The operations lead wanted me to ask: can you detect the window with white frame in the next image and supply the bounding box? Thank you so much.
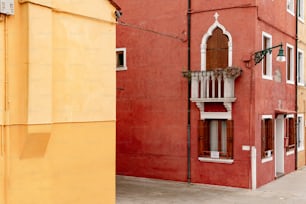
[116,48,127,71]
[285,115,296,152]
[298,0,305,21]
[297,114,305,151]
[261,115,274,159]
[297,49,304,85]
[262,32,272,79]
[286,44,295,84]
[287,0,295,15]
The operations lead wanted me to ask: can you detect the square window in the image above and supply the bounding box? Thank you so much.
[116,48,127,71]
[198,119,233,159]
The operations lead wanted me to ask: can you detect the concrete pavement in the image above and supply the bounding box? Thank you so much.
[116,167,306,204]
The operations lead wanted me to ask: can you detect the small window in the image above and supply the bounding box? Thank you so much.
[298,0,305,21]
[287,0,295,15]
[261,116,274,159]
[198,119,233,159]
[116,48,127,71]
[262,32,272,79]
[286,44,295,84]
[297,49,304,86]
[285,116,296,151]
[297,114,304,151]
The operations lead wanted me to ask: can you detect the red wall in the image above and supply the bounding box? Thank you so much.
[116,0,296,188]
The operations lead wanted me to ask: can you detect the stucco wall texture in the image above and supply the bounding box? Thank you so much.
[0,1,117,204]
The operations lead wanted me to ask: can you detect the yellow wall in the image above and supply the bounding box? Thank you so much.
[0,1,117,203]
[298,12,306,168]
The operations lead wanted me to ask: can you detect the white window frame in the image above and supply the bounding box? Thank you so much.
[262,32,273,80]
[297,49,304,86]
[286,44,295,84]
[298,0,305,22]
[287,0,295,16]
[297,114,305,151]
[116,48,127,71]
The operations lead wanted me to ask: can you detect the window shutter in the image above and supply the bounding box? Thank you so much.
[261,119,265,158]
[198,120,205,156]
[226,120,234,159]
[271,119,274,152]
[203,120,210,155]
[267,119,274,151]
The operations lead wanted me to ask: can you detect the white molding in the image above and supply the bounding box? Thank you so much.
[261,156,273,163]
[298,48,304,85]
[287,0,295,16]
[200,12,232,71]
[262,115,273,119]
[198,157,234,164]
[286,150,295,156]
[116,47,127,71]
[285,114,294,118]
[201,111,232,120]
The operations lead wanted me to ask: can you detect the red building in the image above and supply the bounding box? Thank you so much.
[116,0,297,189]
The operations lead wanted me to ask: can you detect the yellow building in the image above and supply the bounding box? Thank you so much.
[0,0,118,203]
[298,0,306,168]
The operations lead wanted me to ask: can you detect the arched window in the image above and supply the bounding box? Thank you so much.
[206,28,229,71]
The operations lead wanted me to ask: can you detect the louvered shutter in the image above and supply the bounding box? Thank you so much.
[226,120,234,159]
[198,120,205,156]
[261,119,266,158]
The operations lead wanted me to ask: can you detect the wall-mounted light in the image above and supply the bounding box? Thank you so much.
[254,43,286,65]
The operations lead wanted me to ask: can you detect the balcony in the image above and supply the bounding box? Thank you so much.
[187,67,242,119]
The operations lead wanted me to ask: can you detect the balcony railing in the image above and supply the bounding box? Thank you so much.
[189,67,242,103]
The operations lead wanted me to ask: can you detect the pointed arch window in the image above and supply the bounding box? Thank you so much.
[206,28,229,71]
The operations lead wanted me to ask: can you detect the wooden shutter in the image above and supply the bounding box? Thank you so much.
[261,119,266,158]
[206,28,228,70]
[226,120,234,159]
[203,120,210,155]
[267,119,274,151]
[198,120,205,156]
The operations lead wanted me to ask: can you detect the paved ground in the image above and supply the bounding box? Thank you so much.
[116,167,306,204]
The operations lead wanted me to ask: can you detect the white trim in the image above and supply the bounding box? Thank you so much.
[116,48,127,71]
[287,0,295,16]
[200,12,232,71]
[285,114,294,119]
[286,43,295,84]
[198,157,234,164]
[261,156,273,163]
[286,150,295,156]
[262,114,273,119]
[262,32,272,79]
[297,114,305,151]
[297,49,304,86]
[251,146,257,190]
[201,111,232,120]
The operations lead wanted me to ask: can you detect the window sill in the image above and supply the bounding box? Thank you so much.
[286,150,295,156]
[286,80,295,85]
[299,17,305,23]
[262,75,273,80]
[298,147,305,152]
[116,66,128,71]
[287,10,295,16]
[198,157,234,164]
[261,156,273,163]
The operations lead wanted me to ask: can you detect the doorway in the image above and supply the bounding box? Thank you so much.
[275,115,284,177]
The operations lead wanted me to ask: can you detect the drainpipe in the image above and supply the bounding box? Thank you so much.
[187,0,192,183]
[295,0,298,170]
